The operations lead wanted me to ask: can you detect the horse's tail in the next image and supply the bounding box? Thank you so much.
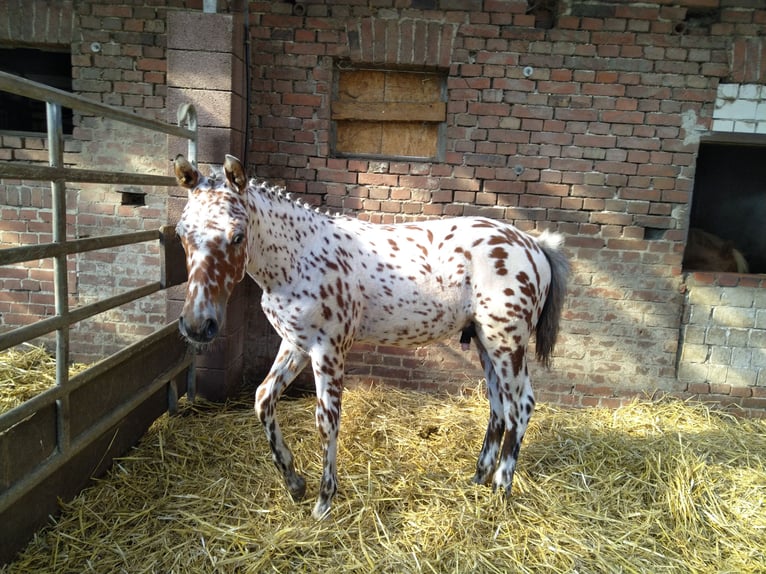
[533,231,570,369]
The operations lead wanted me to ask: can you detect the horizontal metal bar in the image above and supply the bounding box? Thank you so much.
[0,282,162,353]
[0,350,193,516]
[0,322,184,435]
[69,282,162,324]
[0,316,67,353]
[0,229,160,266]
[0,71,195,140]
[0,161,176,187]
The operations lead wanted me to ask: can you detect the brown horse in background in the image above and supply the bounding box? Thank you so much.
[683,228,749,273]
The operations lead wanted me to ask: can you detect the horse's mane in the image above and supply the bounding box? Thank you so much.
[247,177,340,219]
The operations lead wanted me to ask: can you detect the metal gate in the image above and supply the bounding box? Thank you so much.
[0,70,196,563]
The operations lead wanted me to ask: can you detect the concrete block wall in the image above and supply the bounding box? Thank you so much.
[713,83,766,133]
[678,272,766,416]
[243,0,766,412]
[166,8,250,400]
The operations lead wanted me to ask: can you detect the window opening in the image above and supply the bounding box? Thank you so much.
[683,140,766,274]
[0,47,73,135]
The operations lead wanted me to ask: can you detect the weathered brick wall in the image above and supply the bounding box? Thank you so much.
[2,1,764,413]
[0,1,76,342]
[65,2,176,361]
[0,1,244,364]
[243,0,766,412]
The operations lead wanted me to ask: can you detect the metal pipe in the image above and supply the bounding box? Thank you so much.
[0,357,193,516]
[0,71,195,140]
[47,101,71,453]
[0,229,160,266]
[0,282,163,352]
[0,161,176,186]
[0,322,186,434]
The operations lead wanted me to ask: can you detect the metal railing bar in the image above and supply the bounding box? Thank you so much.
[0,355,193,515]
[48,101,71,453]
[0,322,186,432]
[0,316,66,354]
[0,71,195,140]
[0,282,162,353]
[68,282,162,324]
[0,70,200,527]
[0,161,176,187]
[0,229,161,266]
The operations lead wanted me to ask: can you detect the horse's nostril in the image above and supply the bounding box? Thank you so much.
[202,318,219,341]
[178,316,218,343]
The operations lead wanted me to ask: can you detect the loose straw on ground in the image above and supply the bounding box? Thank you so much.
[2,379,765,573]
[0,345,87,414]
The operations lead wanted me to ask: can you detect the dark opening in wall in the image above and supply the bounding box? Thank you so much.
[527,0,557,29]
[0,47,73,135]
[683,139,766,274]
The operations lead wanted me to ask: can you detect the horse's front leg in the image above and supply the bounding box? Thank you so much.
[255,340,310,502]
[309,349,345,520]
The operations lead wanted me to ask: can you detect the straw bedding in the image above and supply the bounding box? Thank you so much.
[3,375,765,574]
[0,345,87,414]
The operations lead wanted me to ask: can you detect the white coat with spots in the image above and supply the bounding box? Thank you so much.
[174,155,569,519]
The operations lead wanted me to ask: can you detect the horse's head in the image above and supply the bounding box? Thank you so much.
[174,154,249,345]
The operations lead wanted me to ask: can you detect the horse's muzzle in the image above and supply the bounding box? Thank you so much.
[178,315,219,344]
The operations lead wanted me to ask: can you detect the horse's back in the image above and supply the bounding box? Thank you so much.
[338,217,552,347]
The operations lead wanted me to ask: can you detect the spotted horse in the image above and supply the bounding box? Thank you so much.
[173,154,569,519]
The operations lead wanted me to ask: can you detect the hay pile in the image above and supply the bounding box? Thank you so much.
[0,345,88,414]
[3,384,765,573]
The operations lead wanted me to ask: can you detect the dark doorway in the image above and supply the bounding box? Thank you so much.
[685,140,766,274]
[0,47,73,135]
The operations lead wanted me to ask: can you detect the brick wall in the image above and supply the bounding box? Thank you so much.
[0,1,244,365]
[2,0,765,414]
[243,0,766,413]
[0,1,76,344]
[65,2,175,361]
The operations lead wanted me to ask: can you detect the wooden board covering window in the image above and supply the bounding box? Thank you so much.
[333,69,445,159]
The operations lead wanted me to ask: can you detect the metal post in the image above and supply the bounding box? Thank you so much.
[47,101,71,453]
[176,103,198,165]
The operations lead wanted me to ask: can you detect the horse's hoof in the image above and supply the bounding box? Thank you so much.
[312,499,331,520]
[287,475,306,502]
[471,471,491,486]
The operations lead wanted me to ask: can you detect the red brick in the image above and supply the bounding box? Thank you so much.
[601,110,645,124]
[582,83,626,97]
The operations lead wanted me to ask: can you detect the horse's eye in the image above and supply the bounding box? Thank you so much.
[232,233,245,246]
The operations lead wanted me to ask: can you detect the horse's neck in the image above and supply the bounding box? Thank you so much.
[246,184,331,289]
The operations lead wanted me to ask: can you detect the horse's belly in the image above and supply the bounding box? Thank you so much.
[355,287,468,347]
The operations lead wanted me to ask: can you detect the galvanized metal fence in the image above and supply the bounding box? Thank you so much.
[0,70,197,562]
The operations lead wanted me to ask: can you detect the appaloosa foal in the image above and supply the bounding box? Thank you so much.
[174,155,569,519]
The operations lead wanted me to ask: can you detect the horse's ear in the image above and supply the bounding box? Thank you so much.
[173,154,199,189]
[223,154,247,193]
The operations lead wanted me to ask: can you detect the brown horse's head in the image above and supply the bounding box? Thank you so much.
[173,155,250,344]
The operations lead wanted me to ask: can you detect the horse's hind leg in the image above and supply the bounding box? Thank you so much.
[472,338,505,485]
[494,355,535,494]
[473,328,536,495]
[255,340,310,502]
